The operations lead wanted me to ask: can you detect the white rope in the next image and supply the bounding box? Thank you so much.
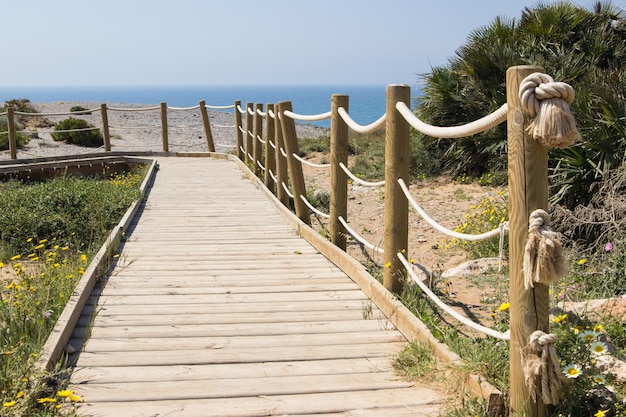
[167,104,200,111]
[214,124,236,128]
[16,108,100,117]
[339,162,385,187]
[268,169,277,183]
[396,102,508,138]
[283,109,332,121]
[268,109,276,119]
[109,124,161,130]
[42,126,100,134]
[257,160,266,171]
[398,179,507,241]
[169,123,204,129]
[214,142,233,148]
[238,126,245,134]
[205,104,234,110]
[280,147,288,158]
[247,153,254,161]
[293,153,331,168]
[268,140,276,149]
[108,105,161,112]
[338,216,384,254]
[281,182,294,199]
[247,107,255,116]
[338,107,386,133]
[256,108,266,117]
[300,195,330,219]
[257,135,266,144]
[236,104,246,114]
[239,145,246,155]
[399,254,510,340]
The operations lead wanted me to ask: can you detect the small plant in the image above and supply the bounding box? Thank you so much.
[51,117,103,147]
[69,105,91,114]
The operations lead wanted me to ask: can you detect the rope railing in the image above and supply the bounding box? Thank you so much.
[108,105,161,112]
[338,216,384,254]
[283,109,331,121]
[339,162,385,187]
[398,178,508,242]
[281,182,294,199]
[292,153,331,168]
[300,195,330,219]
[338,107,386,133]
[397,254,511,340]
[167,104,201,111]
[396,102,508,138]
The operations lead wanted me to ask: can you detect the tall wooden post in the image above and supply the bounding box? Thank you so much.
[245,102,254,164]
[507,65,548,417]
[253,103,263,176]
[160,102,169,152]
[264,103,276,191]
[275,110,289,207]
[330,94,349,251]
[235,100,244,160]
[278,101,310,226]
[100,103,111,152]
[383,85,410,294]
[7,107,17,160]
[199,100,215,152]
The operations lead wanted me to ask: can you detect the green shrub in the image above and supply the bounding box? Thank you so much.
[0,116,31,150]
[51,117,103,147]
[69,105,91,114]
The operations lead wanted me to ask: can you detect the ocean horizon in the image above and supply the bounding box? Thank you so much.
[0,85,420,128]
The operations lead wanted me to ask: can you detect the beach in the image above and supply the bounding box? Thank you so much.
[1,102,328,161]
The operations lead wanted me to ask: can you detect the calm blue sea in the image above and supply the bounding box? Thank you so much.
[0,85,419,128]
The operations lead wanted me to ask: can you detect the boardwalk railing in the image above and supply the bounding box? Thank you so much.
[232,65,578,417]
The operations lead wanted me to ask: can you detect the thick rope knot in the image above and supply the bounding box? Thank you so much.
[522,330,568,405]
[523,209,566,290]
[519,72,580,148]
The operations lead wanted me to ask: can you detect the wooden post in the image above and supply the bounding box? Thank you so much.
[100,103,111,152]
[160,102,169,152]
[275,109,289,207]
[278,101,310,226]
[7,106,17,160]
[199,100,215,152]
[507,65,548,417]
[253,103,263,176]
[264,103,276,191]
[383,84,410,294]
[330,94,349,251]
[234,100,244,160]
[245,102,254,164]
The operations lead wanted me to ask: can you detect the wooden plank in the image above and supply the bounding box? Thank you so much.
[70,357,393,384]
[72,331,404,353]
[73,388,441,417]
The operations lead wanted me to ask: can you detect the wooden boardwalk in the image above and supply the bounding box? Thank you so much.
[68,157,443,417]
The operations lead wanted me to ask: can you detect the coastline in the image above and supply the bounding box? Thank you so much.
[1,101,329,161]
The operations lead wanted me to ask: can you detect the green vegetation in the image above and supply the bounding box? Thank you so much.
[51,117,103,147]
[416,1,626,210]
[0,170,144,416]
[0,99,36,150]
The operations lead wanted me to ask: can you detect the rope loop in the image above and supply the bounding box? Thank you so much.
[519,72,580,148]
[523,209,566,290]
[522,330,568,405]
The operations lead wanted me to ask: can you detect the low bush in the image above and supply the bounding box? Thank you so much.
[51,117,103,147]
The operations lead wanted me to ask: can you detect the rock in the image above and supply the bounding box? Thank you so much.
[441,257,501,279]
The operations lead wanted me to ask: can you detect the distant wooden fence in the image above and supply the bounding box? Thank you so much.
[1,101,235,159]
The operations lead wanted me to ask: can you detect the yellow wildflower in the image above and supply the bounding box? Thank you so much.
[552,314,568,324]
[37,397,57,404]
[56,389,73,398]
[3,401,16,407]
[498,302,510,311]
[577,259,587,265]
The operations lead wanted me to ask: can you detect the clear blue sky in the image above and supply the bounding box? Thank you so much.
[2,0,621,87]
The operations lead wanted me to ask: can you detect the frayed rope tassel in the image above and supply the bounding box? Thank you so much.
[519,72,580,148]
[523,209,566,290]
[522,330,569,405]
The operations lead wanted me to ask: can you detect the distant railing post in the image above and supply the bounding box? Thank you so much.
[100,103,111,152]
[160,102,169,152]
[278,101,310,226]
[7,106,17,159]
[275,110,289,207]
[330,94,349,251]
[245,102,254,164]
[253,103,263,176]
[507,65,549,417]
[199,100,215,152]
[234,100,244,160]
[383,84,410,294]
[264,103,276,191]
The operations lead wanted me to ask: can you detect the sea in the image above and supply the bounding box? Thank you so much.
[0,85,420,128]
